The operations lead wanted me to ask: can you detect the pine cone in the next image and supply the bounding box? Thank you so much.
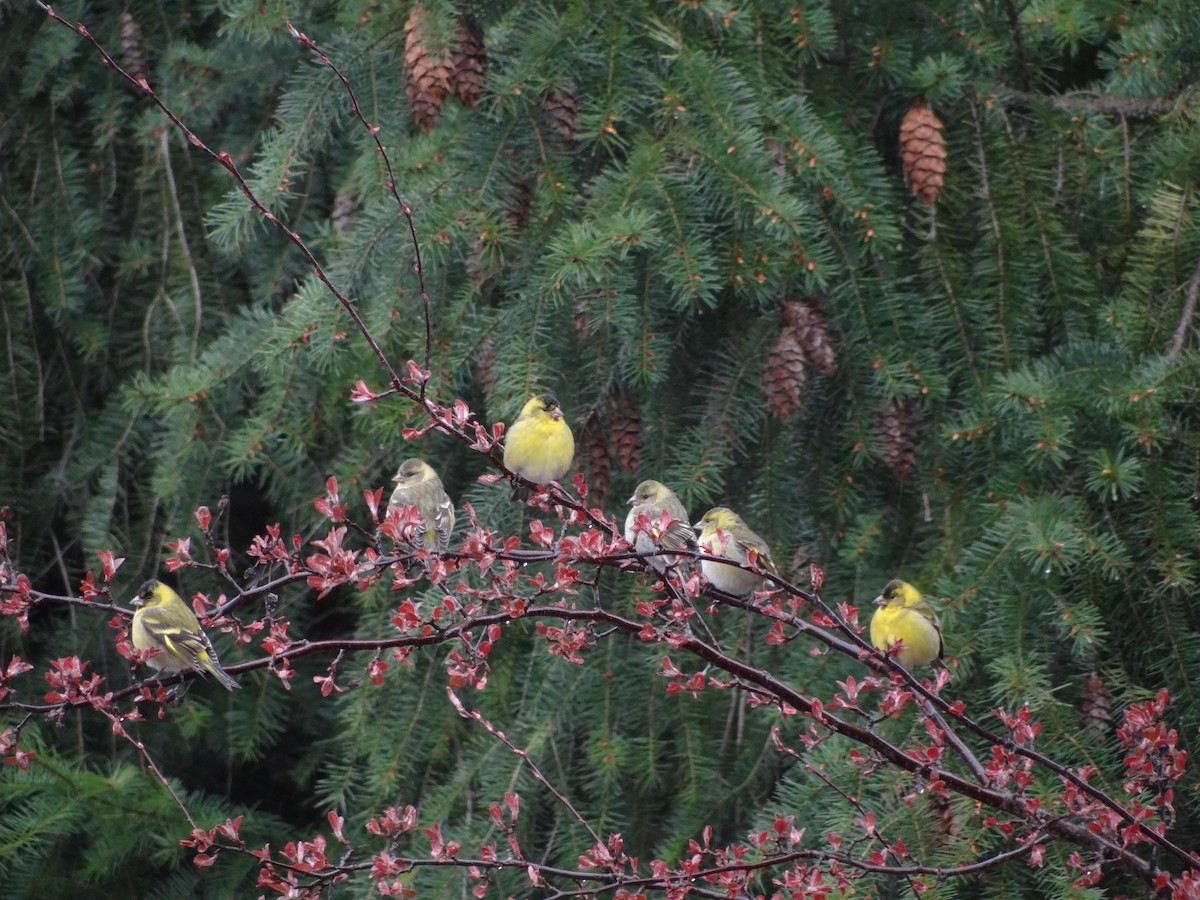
[899,99,946,206]
[475,337,497,396]
[542,86,579,148]
[606,391,642,473]
[330,185,356,234]
[584,427,611,504]
[765,137,789,179]
[877,399,922,479]
[1079,671,1112,738]
[782,298,837,376]
[464,237,486,287]
[928,794,963,846]
[505,175,534,232]
[788,543,818,583]
[403,5,454,132]
[451,19,486,109]
[765,328,807,422]
[573,293,590,337]
[119,13,147,83]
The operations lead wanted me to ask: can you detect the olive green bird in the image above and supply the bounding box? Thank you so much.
[503,394,575,501]
[130,579,239,690]
[387,458,455,553]
[625,480,696,574]
[869,579,944,668]
[693,507,777,596]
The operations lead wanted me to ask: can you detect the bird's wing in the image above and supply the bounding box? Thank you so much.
[915,601,945,660]
[660,520,697,553]
[434,495,455,551]
[633,506,695,552]
[913,599,940,627]
[737,538,777,574]
[659,499,695,552]
[138,608,214,669]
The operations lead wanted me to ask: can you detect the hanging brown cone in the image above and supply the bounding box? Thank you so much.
[542,86,579,148]
[330,185,356,234]
[764,137,789,179]
[899,99,946,206]
[607,391,643,473]
[928,794,964,846]
[876,398,922,479]
[451,19,487,109]
[584,427,611,504]
[573,294,590,337]
[1079,671,1112,738]
[505,175,534,232]
[788,543,818,583]
[403,5,454,132]
[782,298,837,376]
[765,328,807,422]
[475,337,497,397]
[464,239,486,287]
[119,13,147,83]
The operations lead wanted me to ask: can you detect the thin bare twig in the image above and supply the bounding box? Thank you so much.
[448,688,606,849]
[34,3,404,394]
[1002,88,1192,121]
[1166,256,1200,358]
[284,22,434,390]
[159,128,203,363]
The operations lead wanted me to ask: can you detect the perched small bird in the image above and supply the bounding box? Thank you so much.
[503,394,575,500]
[130,579,239,690]
[625,480,696,573]
[869,579,943,668]
[693,507,776,596]
[387,458,455,553]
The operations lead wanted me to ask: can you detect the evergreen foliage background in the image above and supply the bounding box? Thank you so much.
[2,0,1200,896]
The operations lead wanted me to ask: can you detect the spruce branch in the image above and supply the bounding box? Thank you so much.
[34,2,404,395]
[284,21,434,392]
[158,127,203,364]
[35,3,617,526]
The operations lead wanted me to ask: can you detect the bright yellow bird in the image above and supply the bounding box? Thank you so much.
[693,507,776,596]
[625,480,696,573]
[130,579,240,690]
[503,394,575,500]
[869,579,943,668]
[387,458,455,552]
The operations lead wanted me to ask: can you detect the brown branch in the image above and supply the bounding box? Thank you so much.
[448,688,604,849]
[239,838,1044,900]
[5,536,1188,877]
[1166,255,1200,358]
[1001,87,1194,121]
